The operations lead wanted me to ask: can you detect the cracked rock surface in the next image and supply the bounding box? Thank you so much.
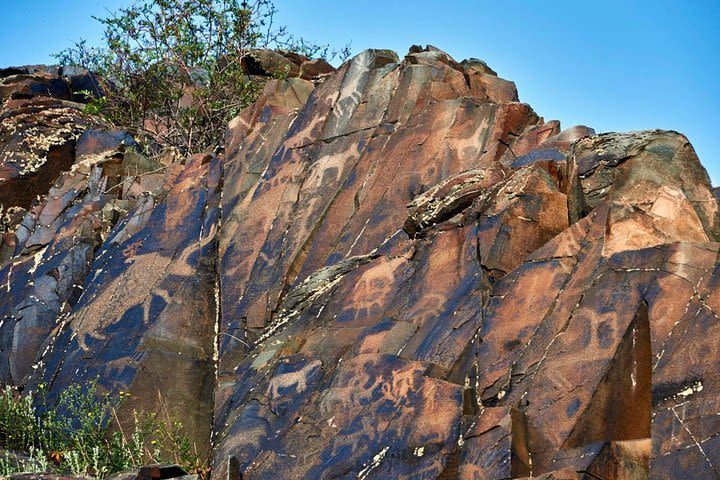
[1,46,719,479]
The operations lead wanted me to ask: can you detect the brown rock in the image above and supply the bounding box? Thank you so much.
[574,130,719,241]
[239,48,337,81]
[299,58,335,80]
[457,406,531,479]
[2,47,719,480]
[0,97,91,211]
[546,440,650,479]
[0,72,71,102]
[25,154,222,456]
[217,47,546,376]
[136,464,191,480]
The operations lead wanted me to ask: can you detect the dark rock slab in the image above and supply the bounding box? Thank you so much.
[457,406,531,479]
[211,48,586,480]
[26,155,222,456]
[217,47,549,381]
[0,98,90,211]
[574,130,719,242]
[212,352,462,479]
[136,464,191,480]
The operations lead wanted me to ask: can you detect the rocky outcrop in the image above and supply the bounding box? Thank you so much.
[0,66,220,447]
[239,49,335,82]
[1,46,719,479]
[0,59,325,461]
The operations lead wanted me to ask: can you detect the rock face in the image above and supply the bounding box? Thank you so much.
[2,46,720,479]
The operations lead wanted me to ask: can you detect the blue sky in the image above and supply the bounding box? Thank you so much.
[2,1,719,183]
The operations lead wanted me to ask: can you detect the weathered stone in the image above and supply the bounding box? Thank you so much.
[136,464,191,480]
[0,121,183,386]
[0,87,140,385]
[461,220,719,476]
[0,72,71,102]
[0,97,91,211]
[510,125,595,169]
[299,58,335,80]
[61,66,104,102]
[206,47,720,479]
[0,65,102,103]
[548,439,650,479]
[403,165,507,237]
[574,131,719,240]
[212,352,462,479]
[217,47,547,378]
[457,406,531,479]
[75,127,137,158]
[2,46,719,480]
[26,154,222,456]
[515,471,581,480]
[240,49,336,81]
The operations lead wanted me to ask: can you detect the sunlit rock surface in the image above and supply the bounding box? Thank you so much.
[1,46,719,479]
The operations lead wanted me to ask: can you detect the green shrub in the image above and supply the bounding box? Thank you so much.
[0,386,37,452]
[0,384,205,479]
[55,0,350,155]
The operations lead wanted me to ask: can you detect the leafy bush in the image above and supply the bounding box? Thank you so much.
[0,386,37,452]
[55,0,350,155]
[0,384,206,479]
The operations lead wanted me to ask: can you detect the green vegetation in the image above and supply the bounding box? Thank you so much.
[0,384,205,479]
[55,0,350,155]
